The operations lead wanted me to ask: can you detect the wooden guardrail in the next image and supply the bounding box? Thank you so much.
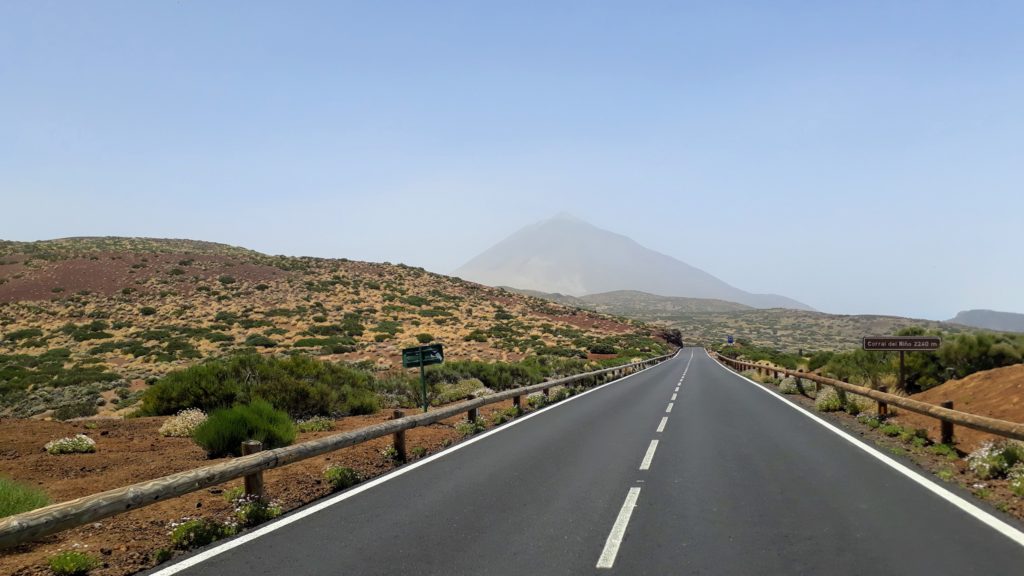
[0,353,675,549]
[712,352,1024,444]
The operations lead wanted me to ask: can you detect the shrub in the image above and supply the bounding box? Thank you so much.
[527,394,547,409]
[324,466,361,492]
[410,446,427,458]
[244,334,277,348]
[491,406,520,425]
[218,275,236,285]
[139,353,378,418]
[296,416,334,432]
[879,423,903,437]
[192,400,296,458]
[159,409,208,438]
[415,333,434,344]
[781,377,800,393]
[47,551,99,576]
[0,476,50,518]
[455,418,486,437]
[44,434,96,455]
[1008,463,1024,497]
[930,443,959,460]
[843,394,872,416]
[232,494,281,527]
[170,518,235,550]
[814,387,843,412]
[966,440,1024,480]
[140,306,157,316]
[53,402,98,421]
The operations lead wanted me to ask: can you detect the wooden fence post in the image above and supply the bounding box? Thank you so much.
[877,388,889,417]
[392,410,407,462]
[241,440,265,501]
[543,387,550,398]
[941,401,955,444]
[513,395,522,411]
[467,407,477,422]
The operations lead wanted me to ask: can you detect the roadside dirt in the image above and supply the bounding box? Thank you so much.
[894,364,1024,452]
[0,399,524,576]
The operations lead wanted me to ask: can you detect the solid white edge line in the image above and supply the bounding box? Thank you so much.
[665,403,673,413]
[151,358,675,575]
[657,417,668,433]
[639,439,659,471]
[596,487,642,569]
[705,350,1024,549]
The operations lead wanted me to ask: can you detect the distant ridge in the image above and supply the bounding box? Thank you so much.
[455,215,813,311]
[949,309,1024,333]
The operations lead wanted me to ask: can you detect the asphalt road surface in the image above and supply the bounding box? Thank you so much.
[152,348,1024,576]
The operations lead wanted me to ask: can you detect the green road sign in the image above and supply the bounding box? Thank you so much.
[402,344,444,368]
[402,344,444,412]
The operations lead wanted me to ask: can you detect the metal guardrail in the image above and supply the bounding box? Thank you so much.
[0,352,675,549]
[713,352,1024,444]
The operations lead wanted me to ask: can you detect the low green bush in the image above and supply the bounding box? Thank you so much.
[192,400,296,458]
[139,353,379,418]
[47,551,99,576]
[778,377,800,394]
[491,406,520,425]
[930,443,959,460]
[814,387,843,412]
[0,476,50,518]
[44,434,96,455]
[52,402,98,421]
[324,466,361,492]
[296,416,334,432]
[879,423,903,438]
[455,418,486,437]
[966,440,1024,480]
[232,494,281,527]
[170,518,235,550]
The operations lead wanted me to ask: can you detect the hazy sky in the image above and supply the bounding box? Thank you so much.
[3,2,1022,320]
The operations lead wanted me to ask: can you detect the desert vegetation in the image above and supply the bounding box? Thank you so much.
[0,237,669,419]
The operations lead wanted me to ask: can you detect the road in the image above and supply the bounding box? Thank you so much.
[152,348,1024,575]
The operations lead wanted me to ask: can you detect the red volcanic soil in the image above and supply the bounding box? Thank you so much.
[0,400,524,576]
[894,364,1024,452]
[0,254,287,303]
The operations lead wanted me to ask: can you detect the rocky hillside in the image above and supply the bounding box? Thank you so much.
[0,238,669,418]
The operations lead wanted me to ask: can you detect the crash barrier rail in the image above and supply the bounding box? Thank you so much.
[0,352,675,549]
[712,352,1024,446]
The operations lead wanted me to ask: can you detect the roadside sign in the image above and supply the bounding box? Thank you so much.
[727,335,734,344]
[402,344,444,368]
[862,337,941,351]
[402,343,445,413]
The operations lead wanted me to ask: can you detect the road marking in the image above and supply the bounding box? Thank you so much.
[665,402,674,413]
[639,439,659,470]
[596,487,642,569]
[149,361,667,575]
[670,393,677,401]
[706,350,1024,550]
[674,387,679,393]
[657,417,668,433]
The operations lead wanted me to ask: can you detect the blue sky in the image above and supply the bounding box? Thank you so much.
[2,1,1022,320]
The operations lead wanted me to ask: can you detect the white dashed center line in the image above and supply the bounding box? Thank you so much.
[656,416,668,433]
[665,403,673,413]
[639,439,659,470]
[596,487,642,569]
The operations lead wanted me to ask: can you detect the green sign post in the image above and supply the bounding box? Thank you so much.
[401,343,444,412]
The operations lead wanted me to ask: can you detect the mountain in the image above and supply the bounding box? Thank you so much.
[453,215,813,310]
[0,237,671,418]
[507,288,751,316]
[511,287,970,352]
[949,309,1024,333]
